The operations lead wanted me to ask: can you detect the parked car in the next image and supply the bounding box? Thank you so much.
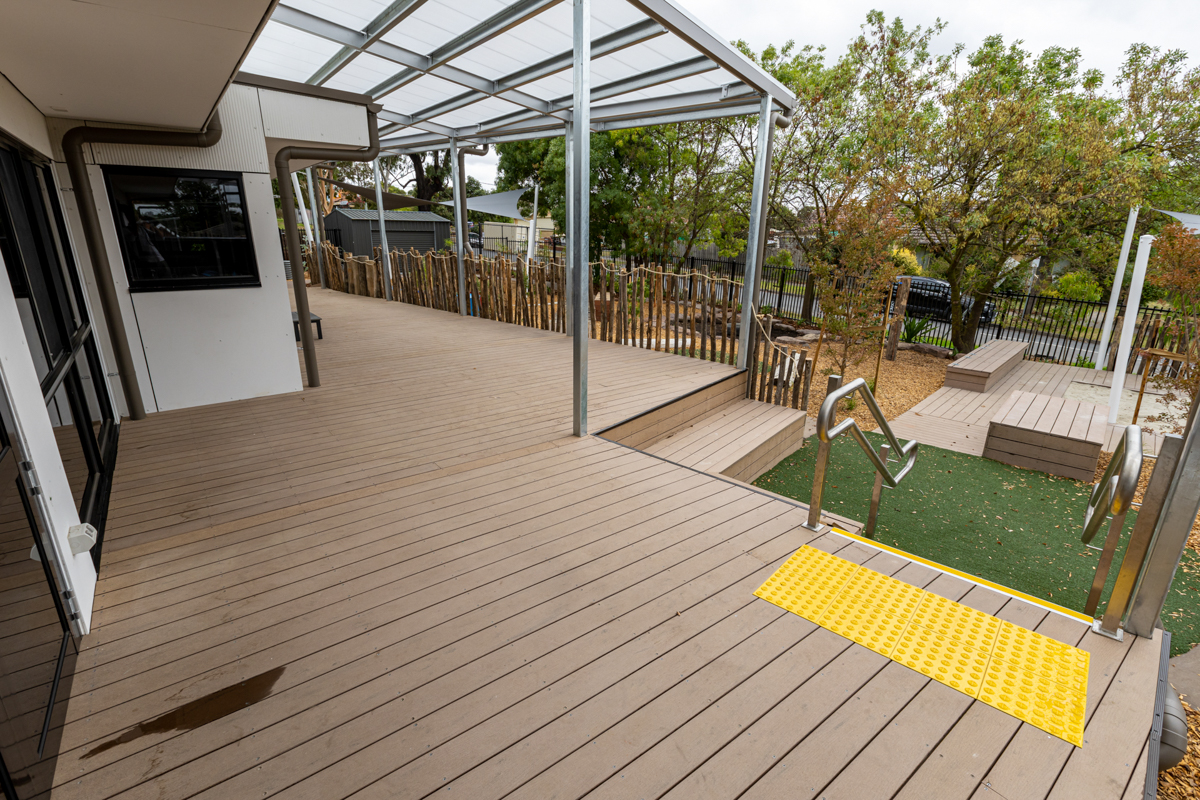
[468,231,483,249]
[896,276,995,325]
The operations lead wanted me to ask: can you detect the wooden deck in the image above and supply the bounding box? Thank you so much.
[46,290,1161,799]
[892,359,1166,458]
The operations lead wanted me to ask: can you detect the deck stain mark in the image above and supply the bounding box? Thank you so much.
[83,667,285,759]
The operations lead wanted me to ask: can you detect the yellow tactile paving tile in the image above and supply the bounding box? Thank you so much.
[754,545,1089,747]
[979,658,1087,745]
[753,547,859,621]
[817,594,910,656]
[910,593,1002,652]
[893,625,991,697]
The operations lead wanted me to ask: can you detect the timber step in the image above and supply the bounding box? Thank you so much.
[641,399,808,483]
[945,339,1029,392]
[984,390,1108,482]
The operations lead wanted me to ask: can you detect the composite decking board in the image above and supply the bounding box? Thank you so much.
[966,620,1136,800]
[69,474,759,731]
[54,482,796,796]
[1047,630,1163,799]
[1119,738,1150,800]
[53,290,1161,800]
[70,504,808,800]
[891,608,1089,800]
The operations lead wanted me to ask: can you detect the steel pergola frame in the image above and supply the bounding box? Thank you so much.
[252,0,795,435]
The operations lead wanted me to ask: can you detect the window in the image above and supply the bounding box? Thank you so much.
[104,166,259,291]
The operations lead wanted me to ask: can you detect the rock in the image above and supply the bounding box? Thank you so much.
[898,341,954,359]
[769,321,801,338]
[775,336,806,345]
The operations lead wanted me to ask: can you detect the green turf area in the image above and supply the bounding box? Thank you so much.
[755,431,1200,656]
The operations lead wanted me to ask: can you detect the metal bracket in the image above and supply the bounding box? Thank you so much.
[19,461,41,495]
[1091,618,1124,641]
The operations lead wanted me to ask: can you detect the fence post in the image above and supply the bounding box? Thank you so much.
[885,277,911,361]
[777,268,786,316]
[801,271,816,322]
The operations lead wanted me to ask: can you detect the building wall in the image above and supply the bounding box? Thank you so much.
[0,71,52,158]
[46,83,374,414]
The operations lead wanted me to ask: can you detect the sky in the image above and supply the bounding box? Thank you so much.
[464,0,1197,191]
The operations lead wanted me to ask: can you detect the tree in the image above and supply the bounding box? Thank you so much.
[1147,222,1200,432]
[896,36,1142,352]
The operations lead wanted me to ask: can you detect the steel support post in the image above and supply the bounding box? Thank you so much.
[1108,235,1153,422]
[1126,401,1200,637]
[305,167,327,288]
[864,444,890,539]
[291,173,314,272]
[737,94,774,369]
[525,182,539,268]
[372,158,394,300]
[570,0,590,436]
[450,137,469,315]
[1095,207,1139,369]
[803,374,842,531]
[564,120,575,334]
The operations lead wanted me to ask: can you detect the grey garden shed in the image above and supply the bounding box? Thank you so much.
[323,208,451,257]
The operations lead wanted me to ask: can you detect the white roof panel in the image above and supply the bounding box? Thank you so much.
[254,0,796,151]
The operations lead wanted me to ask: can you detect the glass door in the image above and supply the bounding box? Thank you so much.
[0,144,118,569]
[0,385,77,799]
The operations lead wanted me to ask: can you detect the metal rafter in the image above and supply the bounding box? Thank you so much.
[408,19,667,126]
[368,0,564,98]
[308,0,431,85]
[275,3,561,126]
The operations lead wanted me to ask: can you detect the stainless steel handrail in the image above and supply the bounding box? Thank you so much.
[1081,424,1143,635]
[803,376,919,534]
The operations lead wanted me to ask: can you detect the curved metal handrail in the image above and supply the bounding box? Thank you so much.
[1081,424,1143,545]
[804,376,919,533]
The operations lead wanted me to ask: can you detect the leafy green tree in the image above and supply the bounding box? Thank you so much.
[895,36,1142,351]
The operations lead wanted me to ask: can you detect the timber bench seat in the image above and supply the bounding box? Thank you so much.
[945,339,1029,392]
[984,390,1108,481]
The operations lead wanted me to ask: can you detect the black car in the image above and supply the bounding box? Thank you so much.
[896,276,995,325]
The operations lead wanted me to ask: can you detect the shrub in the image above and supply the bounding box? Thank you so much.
[901,316,932,343]
[1053,270,1103,302]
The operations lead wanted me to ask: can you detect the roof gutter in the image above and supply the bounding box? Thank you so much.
[276,110,381,388]
[62,113,224,421]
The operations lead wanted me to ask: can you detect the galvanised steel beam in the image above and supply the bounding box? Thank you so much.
[626,0,795,111]
[379,97,762,153]
[307,0,430,85]
[368,0,565,98]
[570,0,590,437]
[408,20,667,125]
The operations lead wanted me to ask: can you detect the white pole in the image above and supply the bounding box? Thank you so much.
[372,158,394,301]
[1107,234,1154,424]
[1096,207,1139,369]
[305,167,326,288]
[291,173,313,282]
[450,139,468,316]
[526,182,539,266]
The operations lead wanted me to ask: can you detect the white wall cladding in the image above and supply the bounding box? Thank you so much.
[258,88,369,147]
[0,72,51,157]
[127,173,301,411]
[87,85,269,174]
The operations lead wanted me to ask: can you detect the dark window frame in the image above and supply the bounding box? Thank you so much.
[102,164,261,293]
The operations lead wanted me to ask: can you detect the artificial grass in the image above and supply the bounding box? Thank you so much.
[755,431,1200,656]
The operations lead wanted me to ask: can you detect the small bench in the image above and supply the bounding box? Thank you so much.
[945,339,1028,392]
[983,391,1108,481]
[292,311,323,342]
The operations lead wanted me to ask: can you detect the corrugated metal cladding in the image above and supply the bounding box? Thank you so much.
[258,88,368,147]
[86,85,270,173]
[325,208,450,257]
[372,230,435,251]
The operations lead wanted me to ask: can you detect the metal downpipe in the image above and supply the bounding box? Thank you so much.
[275,110,381,387]
[62,112,224,420]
